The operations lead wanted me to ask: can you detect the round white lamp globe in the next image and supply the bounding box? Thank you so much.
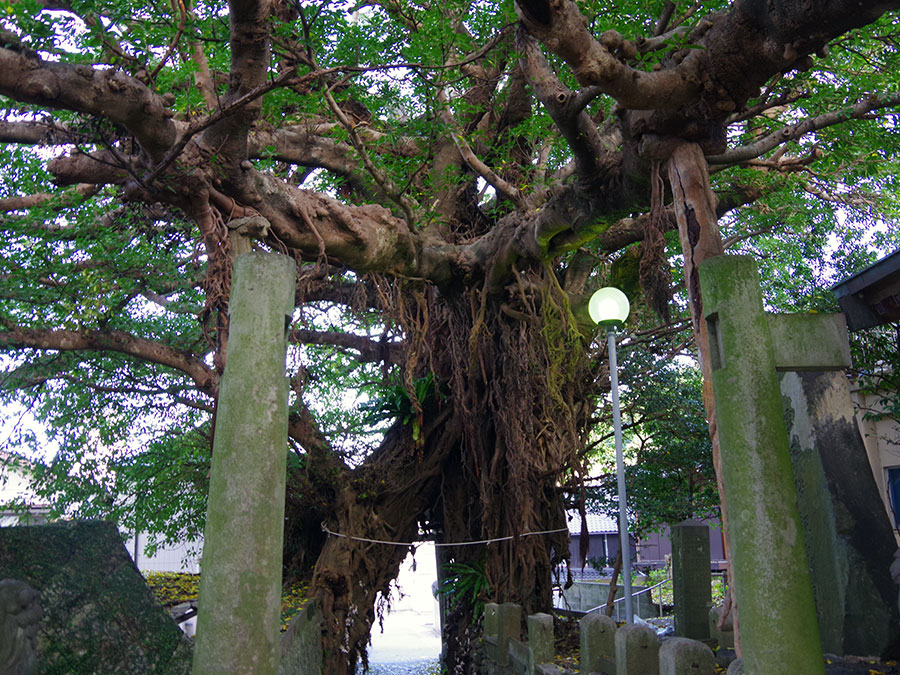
[588,287,630,326]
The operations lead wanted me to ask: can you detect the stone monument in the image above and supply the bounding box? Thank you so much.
[0,579,41,675]
[0,520,192,674]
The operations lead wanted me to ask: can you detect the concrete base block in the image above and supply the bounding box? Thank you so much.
[484,602,522,666]
[708,605,734,649]
[508,638,533,675]
[581,612,617,675]
[614,623,659,675]
[528,612,554,665]
[726,657,743,674]
[659,637,715,675]
[535,665,562,675]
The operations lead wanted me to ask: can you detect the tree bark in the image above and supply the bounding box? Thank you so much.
[666,142,740,652]
[313,418,453,675]
[604,546,623,617]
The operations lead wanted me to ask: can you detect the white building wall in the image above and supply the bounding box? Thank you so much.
[123,532,203,574]
[853,386,900,543]
[0,452,50,526]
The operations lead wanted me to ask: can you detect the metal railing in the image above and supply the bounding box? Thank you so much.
[582,577,672,620]
[557,569,728,621]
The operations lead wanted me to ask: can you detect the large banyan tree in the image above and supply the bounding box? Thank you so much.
[1,0,900,671]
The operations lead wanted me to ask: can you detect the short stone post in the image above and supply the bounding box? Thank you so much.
[507,639,534,674]
[614,623,659,675]
[580,611,617,675]
[192,252,297,675]
[484,602,521,666]
[698,256,824,675]
[708,605,734,649]
[671,520,711,640]
[528,613,554,665]
[658,637,714,675]
[726,658,744,674]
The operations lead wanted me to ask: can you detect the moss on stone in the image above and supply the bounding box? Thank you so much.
[0,520,193,675]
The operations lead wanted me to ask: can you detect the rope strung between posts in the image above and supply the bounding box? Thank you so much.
[321,522,567,547]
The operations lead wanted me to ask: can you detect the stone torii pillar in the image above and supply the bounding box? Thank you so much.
[193,252,296,675]
[698,255,824,675]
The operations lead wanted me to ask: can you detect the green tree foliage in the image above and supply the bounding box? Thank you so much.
[0,0,899,670]
[437,560,491,618]
[587,352,718,538]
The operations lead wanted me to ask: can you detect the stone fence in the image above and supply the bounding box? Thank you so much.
[279,599,324,674]
[481,602,731,675]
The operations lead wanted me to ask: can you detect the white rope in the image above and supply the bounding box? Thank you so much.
[320,523,568,548]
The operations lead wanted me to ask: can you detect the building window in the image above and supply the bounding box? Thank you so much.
[886,466,900,529]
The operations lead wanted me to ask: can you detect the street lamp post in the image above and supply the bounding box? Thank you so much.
[589,287,633,623]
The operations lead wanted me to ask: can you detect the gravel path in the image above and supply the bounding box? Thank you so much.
[358,658,440,674]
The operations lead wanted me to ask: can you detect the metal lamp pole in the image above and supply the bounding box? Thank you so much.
[589,286,633,624]
[606,323,633,623]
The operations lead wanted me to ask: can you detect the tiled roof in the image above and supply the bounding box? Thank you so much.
[565,511,618,535]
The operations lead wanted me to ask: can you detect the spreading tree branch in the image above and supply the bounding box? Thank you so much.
[437,89,526,209]
[291,327,403,364]
[0,119,77,145]
[199,0,273,168]
[517,29,616,190]
[0,325,217,395]
[0,184,98,213]
[708,93,900,164]
[0,46,176,160]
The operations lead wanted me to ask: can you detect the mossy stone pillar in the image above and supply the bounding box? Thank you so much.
[527,613,554,665]
[671,519,711,640]
[193,252,296,675]
[484,602,521,666]
[697,255,823,675]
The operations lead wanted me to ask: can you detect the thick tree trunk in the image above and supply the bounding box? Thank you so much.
[666,142,740,651]
[310,269,598,674]
[433,278,586,673]
[314,496,415,675]
[313,415,455,675]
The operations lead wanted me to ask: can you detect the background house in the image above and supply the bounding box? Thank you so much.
[637,521,727,570]
[122,531,202,573]
[566,510,727,576]
[0,451,50,526]
[833,249,900,543]
[565,511,625,578]
[853,384,900,542]
[1,449,200,571]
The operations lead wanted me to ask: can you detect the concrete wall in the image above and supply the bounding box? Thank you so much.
[555,580,656,620]
[782,370,900,656]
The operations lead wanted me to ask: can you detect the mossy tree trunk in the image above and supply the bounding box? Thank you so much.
[666,142,739,651]
[310,267,595,674]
